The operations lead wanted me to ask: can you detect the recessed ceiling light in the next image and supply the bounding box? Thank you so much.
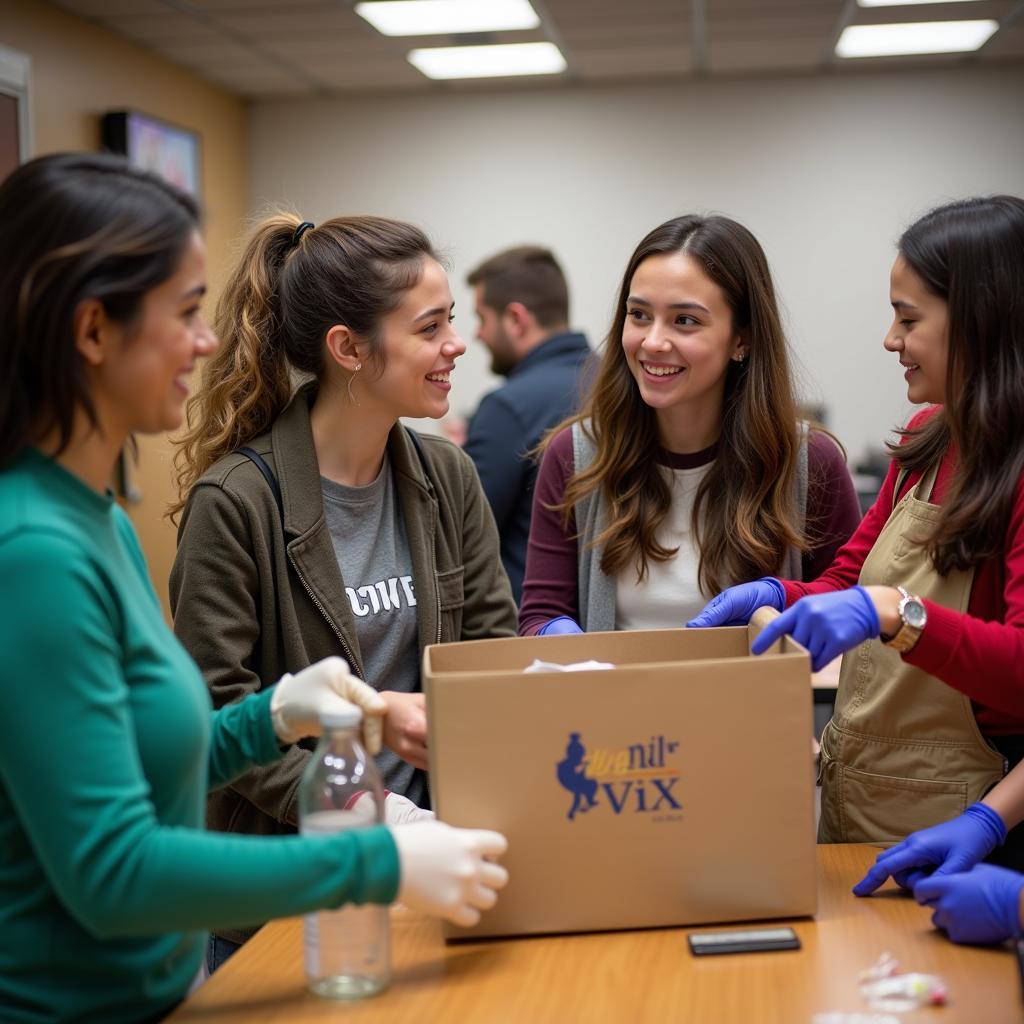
[408,42,567,79]
[858,0,984,6]
[355,0,540,37]
[835,20,998,57]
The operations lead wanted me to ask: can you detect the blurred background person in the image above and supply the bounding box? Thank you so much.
[458,246,591,603]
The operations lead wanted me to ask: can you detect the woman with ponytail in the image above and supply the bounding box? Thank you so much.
[519,214,861,637]
[170,214,516,972]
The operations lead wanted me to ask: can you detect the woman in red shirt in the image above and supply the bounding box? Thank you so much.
[690,195,1024,867]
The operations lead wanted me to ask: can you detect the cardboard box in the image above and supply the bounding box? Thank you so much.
[424,614,817,938]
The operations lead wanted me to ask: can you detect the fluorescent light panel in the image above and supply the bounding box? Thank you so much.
[858,0,984,6]
[836,19,998,57]
[408,42,566,79]
[355,0,540,37]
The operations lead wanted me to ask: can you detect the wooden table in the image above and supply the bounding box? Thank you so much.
[167,845,1019,1024]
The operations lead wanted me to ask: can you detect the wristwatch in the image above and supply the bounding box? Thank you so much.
[881,585,927,653]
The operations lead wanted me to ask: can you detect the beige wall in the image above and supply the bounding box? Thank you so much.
[250,65,1024,467]
[3,0,249,617]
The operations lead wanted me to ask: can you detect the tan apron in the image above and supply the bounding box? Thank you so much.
[819,462,1006,843]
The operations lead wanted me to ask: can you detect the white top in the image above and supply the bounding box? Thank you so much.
[614,463,713,630]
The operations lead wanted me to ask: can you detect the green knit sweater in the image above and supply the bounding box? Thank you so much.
[0,450,399,1023]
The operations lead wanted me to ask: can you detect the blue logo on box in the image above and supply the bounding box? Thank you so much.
[556,731,682,822]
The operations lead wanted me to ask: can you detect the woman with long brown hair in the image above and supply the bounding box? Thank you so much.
[170,214,516,972]
[0,154,508,1024]
[692,196,1024,868]
[518,214,860,636]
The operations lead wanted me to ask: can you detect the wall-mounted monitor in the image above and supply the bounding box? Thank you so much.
[102,109,201,197]
[0,44,32,182]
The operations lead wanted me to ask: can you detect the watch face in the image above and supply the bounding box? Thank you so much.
[904,599,927,629]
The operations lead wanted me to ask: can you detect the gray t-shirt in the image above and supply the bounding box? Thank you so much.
[321,454,425,806]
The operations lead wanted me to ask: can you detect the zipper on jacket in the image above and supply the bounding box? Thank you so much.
[288,550,359,674]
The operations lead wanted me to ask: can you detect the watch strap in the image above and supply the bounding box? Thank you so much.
[883,585,926,653]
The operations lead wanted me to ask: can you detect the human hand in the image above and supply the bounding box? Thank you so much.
[351,790,436,826]
[913,864,1024,944]
[270,657,386,749]
[853,803,1007,896]
[537,616,584,636]
[686,578,785,628]
[383,791,435,825]
[751,586,881,672]
[392,821,509,927]
[381,691,429,771]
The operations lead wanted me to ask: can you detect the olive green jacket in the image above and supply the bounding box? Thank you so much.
[170,387,516,941]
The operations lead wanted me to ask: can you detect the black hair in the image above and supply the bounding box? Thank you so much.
[0,151,200,467]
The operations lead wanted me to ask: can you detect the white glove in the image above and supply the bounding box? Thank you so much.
[270,656,386,749]
[351,791,436,826]
[391,821,509,927]
[384,792,435,825]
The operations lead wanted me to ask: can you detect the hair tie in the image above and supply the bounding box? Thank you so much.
[291,221,315,247]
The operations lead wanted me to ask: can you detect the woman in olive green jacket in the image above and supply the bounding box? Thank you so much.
[169,215,516,970]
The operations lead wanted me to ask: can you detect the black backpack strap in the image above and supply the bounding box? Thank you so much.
[235,446,284,525]
[403,426,433,486]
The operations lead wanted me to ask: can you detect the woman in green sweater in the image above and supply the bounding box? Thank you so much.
[0,152,508,1024]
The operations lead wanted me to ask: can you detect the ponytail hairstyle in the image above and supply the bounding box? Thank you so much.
[0,152,199,469]
[888,195,1024,575]
[545,214,808,594]
[171,213,436,518]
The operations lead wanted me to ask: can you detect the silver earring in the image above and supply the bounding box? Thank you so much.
[354,362,362,371]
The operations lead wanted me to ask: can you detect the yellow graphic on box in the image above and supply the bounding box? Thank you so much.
[584,736,680,780]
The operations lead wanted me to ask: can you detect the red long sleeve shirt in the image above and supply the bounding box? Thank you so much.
[782,408,1024,735]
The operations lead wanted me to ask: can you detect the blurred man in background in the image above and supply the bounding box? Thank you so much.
[462,246,591,603]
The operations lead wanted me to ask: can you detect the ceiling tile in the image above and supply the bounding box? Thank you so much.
[709,37,831,73]
[48,0,168,15]
[570,45,695,78]
[198,64,315,96]
[183,0,336,9]
[206,7,366,38]
[100,12,225,44]
[303,60,427,90]
[258,35,402,61]
[707,14,837,40]
[153,39,265,68]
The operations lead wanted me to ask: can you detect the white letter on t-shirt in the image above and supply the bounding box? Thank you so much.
[347,586,369,617]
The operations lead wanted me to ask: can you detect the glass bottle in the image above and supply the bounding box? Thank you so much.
[298,707,390,999]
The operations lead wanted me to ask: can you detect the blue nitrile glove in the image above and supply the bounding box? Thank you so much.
[750,586,880,672]
[537,616,584,636]
[853,803,1008,896]
[685,578,785,628]
[913,864,1024,944]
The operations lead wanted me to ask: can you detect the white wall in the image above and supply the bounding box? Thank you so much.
[250,65,1024,464]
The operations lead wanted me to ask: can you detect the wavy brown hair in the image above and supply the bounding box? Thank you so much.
[170,213,436,519]
[887,195,1024,575]
[547,214,808,593]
